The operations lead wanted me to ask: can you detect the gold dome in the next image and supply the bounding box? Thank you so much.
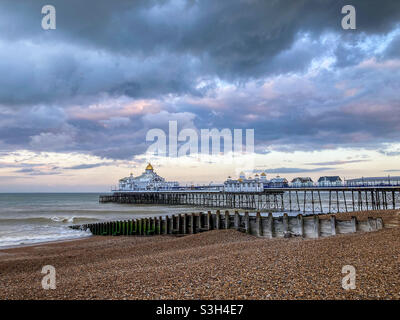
[238,178,243,182]
[261,172,266,176]
[145,163,154,171]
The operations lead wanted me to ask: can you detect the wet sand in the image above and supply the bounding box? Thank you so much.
[1,210,400,300]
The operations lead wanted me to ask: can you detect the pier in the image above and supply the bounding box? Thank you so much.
[71,210,384,239]
[99,186,400,214]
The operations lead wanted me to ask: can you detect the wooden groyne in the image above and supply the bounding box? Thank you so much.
[70,211,384,239]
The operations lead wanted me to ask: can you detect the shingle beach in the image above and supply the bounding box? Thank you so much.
[1,210,400,300]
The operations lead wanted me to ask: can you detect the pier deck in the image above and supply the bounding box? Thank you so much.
[99,187,400,214]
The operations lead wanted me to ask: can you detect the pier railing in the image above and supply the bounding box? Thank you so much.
[70,210,383,239]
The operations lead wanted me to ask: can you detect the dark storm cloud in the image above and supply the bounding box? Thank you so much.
[0,0,400,159]
[0,0,400,106]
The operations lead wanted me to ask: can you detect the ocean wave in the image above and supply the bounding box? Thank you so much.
[0,216,100,224]
[0,227,92,248]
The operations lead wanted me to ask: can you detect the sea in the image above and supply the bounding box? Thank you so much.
[0,193,209,248]
[0,191,354,248]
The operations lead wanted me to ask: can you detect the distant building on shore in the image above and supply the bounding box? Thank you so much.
[346,176,400,187]
[318,176,342,187]
[118,163,179,191]
[291,177,314,187]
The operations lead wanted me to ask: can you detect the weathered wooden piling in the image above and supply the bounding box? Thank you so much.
[234,211,240,230]
[256,212,262,237]
[330,215,337,236]
[351,216,358,233]
[190,213,195,234]
[244,212,250,234]
[297,214,304,237]
[216,210,221,230]
[183,214,188,234]
[314,215,320,238]
[71,210,384,240]
[283,213,289,237]
[267,212,274,238]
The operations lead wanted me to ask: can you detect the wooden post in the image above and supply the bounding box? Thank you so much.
[268,212,274,238]
[256,212,262,236]
[158,216,162,235]
[196,213,201,232]
[314,215,320,238]
[164,216,168,234]
[225,210,230,229]
[152,218,156,235]
[183,214,188,234]
[330,215,337,236]
[171,215,175,234]
[376,217,383,229]
[283,213,289,236]
[190,213,195,234]
[207,211,212,230]
[199,212,203,230]
[138,219,142,235]
[177,214,181,234]
[351,216,357,233]
[297,214,304,237]
[244,211,250,234]
[367,217,375,231]
[216,210,221,230]
[234,211,240,230]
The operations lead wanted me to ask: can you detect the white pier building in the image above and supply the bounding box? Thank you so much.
[117,163,179,191]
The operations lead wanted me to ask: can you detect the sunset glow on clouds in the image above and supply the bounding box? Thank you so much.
[0,0,400,191]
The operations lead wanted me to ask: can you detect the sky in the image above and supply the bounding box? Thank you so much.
[0,0,400,192]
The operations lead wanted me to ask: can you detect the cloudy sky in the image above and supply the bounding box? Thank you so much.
[0,0,400,191]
